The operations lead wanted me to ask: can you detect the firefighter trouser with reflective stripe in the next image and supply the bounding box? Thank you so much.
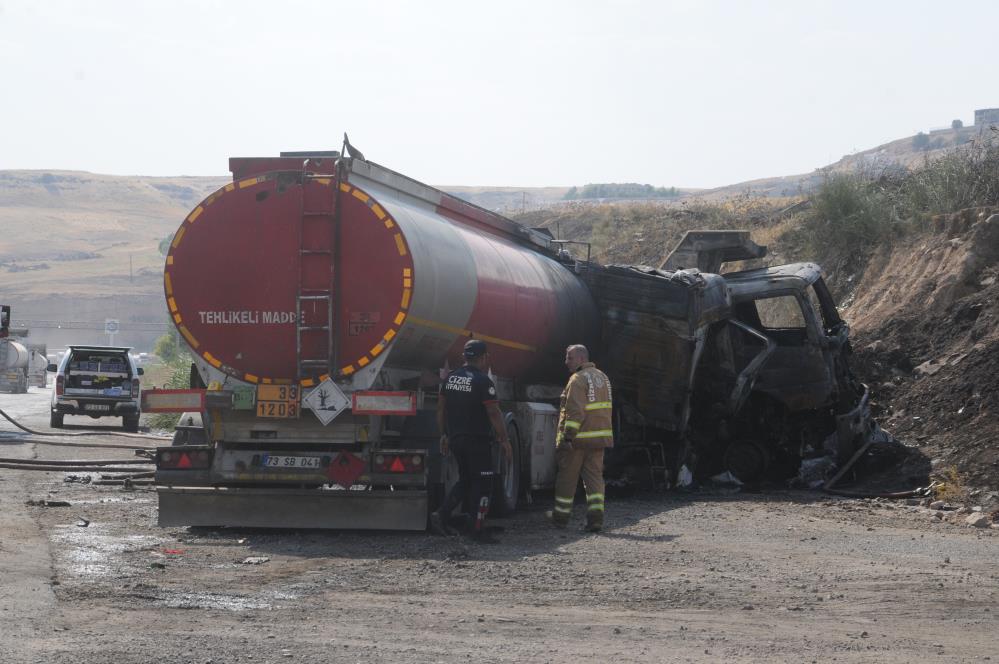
[553,446,605,526]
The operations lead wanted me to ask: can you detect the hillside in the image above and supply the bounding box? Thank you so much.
[514,136,999,496]
[0,125,990,351]
[0,171,229,349]
[0,170,229,296]
[693,124,982,200]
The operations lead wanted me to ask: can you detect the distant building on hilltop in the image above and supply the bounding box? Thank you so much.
[974,108,999,126]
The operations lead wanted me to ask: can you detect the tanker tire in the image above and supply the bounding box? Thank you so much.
[123,415,139,433]
[723,439,770,484]
[491,422,521,517]
[49,411,63,428]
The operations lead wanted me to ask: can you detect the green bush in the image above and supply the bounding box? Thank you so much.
[890,135,999,214]
[153,330,182,363]
[563,183,680,200]
[796,131,999,282]
[146,356,192,431]
[794,173,896,276]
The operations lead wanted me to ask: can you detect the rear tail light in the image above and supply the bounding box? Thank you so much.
[373,453,425,473]
[158,447,212,470]
[131,378,140,398]
[56,375,65,396]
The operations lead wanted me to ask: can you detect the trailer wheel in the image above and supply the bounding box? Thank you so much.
[723,439,770,483]
[49,411,63,428]
[491,421,521,516]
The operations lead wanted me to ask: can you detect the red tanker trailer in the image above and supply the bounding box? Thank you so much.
[154,151,599,529]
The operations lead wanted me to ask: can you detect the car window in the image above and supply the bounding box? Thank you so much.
[66,350,131,374]
[754,295,805,330]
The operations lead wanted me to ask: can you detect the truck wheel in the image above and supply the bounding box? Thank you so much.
[50,411,63,428]
[491,422,521,516]
[123,415,140,433]
[723,439,770,483]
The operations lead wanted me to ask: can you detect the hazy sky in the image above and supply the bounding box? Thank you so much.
[1,0,995,188]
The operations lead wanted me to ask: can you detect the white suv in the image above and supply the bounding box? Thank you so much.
[48,345,143,431]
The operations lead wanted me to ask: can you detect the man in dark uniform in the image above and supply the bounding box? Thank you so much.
[432,339,512,542]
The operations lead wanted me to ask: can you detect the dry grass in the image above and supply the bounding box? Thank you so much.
[932,466,971,504]
[0,171,227,297]
[513,195,807,268]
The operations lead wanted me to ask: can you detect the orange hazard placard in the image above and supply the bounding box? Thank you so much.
[256,385,300,419]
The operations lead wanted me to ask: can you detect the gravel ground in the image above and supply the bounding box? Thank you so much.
[1,387,997,663]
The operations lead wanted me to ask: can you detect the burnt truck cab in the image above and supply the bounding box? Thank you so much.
[725,263,850,411]
[588,230,875,486]
[709,262,872,480]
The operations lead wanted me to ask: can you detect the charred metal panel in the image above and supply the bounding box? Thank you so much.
[724,263,823,301]
[660,230,767,273]
[582,265,730,431]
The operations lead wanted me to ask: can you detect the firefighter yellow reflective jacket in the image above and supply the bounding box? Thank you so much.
[557,362,613,449]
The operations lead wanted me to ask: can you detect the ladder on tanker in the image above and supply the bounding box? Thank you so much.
[295,174,336,382]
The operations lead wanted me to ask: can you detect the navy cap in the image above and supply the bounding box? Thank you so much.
[463,339,488,358]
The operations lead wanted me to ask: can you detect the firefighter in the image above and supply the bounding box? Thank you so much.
[431,339,513,542]
[548,344,613,532]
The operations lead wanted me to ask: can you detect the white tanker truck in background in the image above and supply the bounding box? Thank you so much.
[0,305,48,393]
[0,305,31,394]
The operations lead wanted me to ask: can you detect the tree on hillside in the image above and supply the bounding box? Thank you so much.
[563,183,680,200]
[153,328,184,363]
[912,132,931,150]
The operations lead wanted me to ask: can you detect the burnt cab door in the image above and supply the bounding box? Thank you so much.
[731,290,833,411]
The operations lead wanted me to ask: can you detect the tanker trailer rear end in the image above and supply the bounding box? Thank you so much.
[154,152,598,530]
[0,339,30,393]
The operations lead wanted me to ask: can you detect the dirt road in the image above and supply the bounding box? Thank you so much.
[1,388,996,663]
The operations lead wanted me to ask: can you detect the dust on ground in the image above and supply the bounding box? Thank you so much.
[2,389,998,664]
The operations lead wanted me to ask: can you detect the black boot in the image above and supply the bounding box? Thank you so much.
[430,486,462,537]
[429,510,456,536]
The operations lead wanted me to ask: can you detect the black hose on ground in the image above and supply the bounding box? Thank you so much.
[0,406,168,441]
[0,456,151,466]
[824,487,924,499]
[93,479,154,486]
[0,462,153,473]
[823,480,940,500]
[0,435,158,450]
